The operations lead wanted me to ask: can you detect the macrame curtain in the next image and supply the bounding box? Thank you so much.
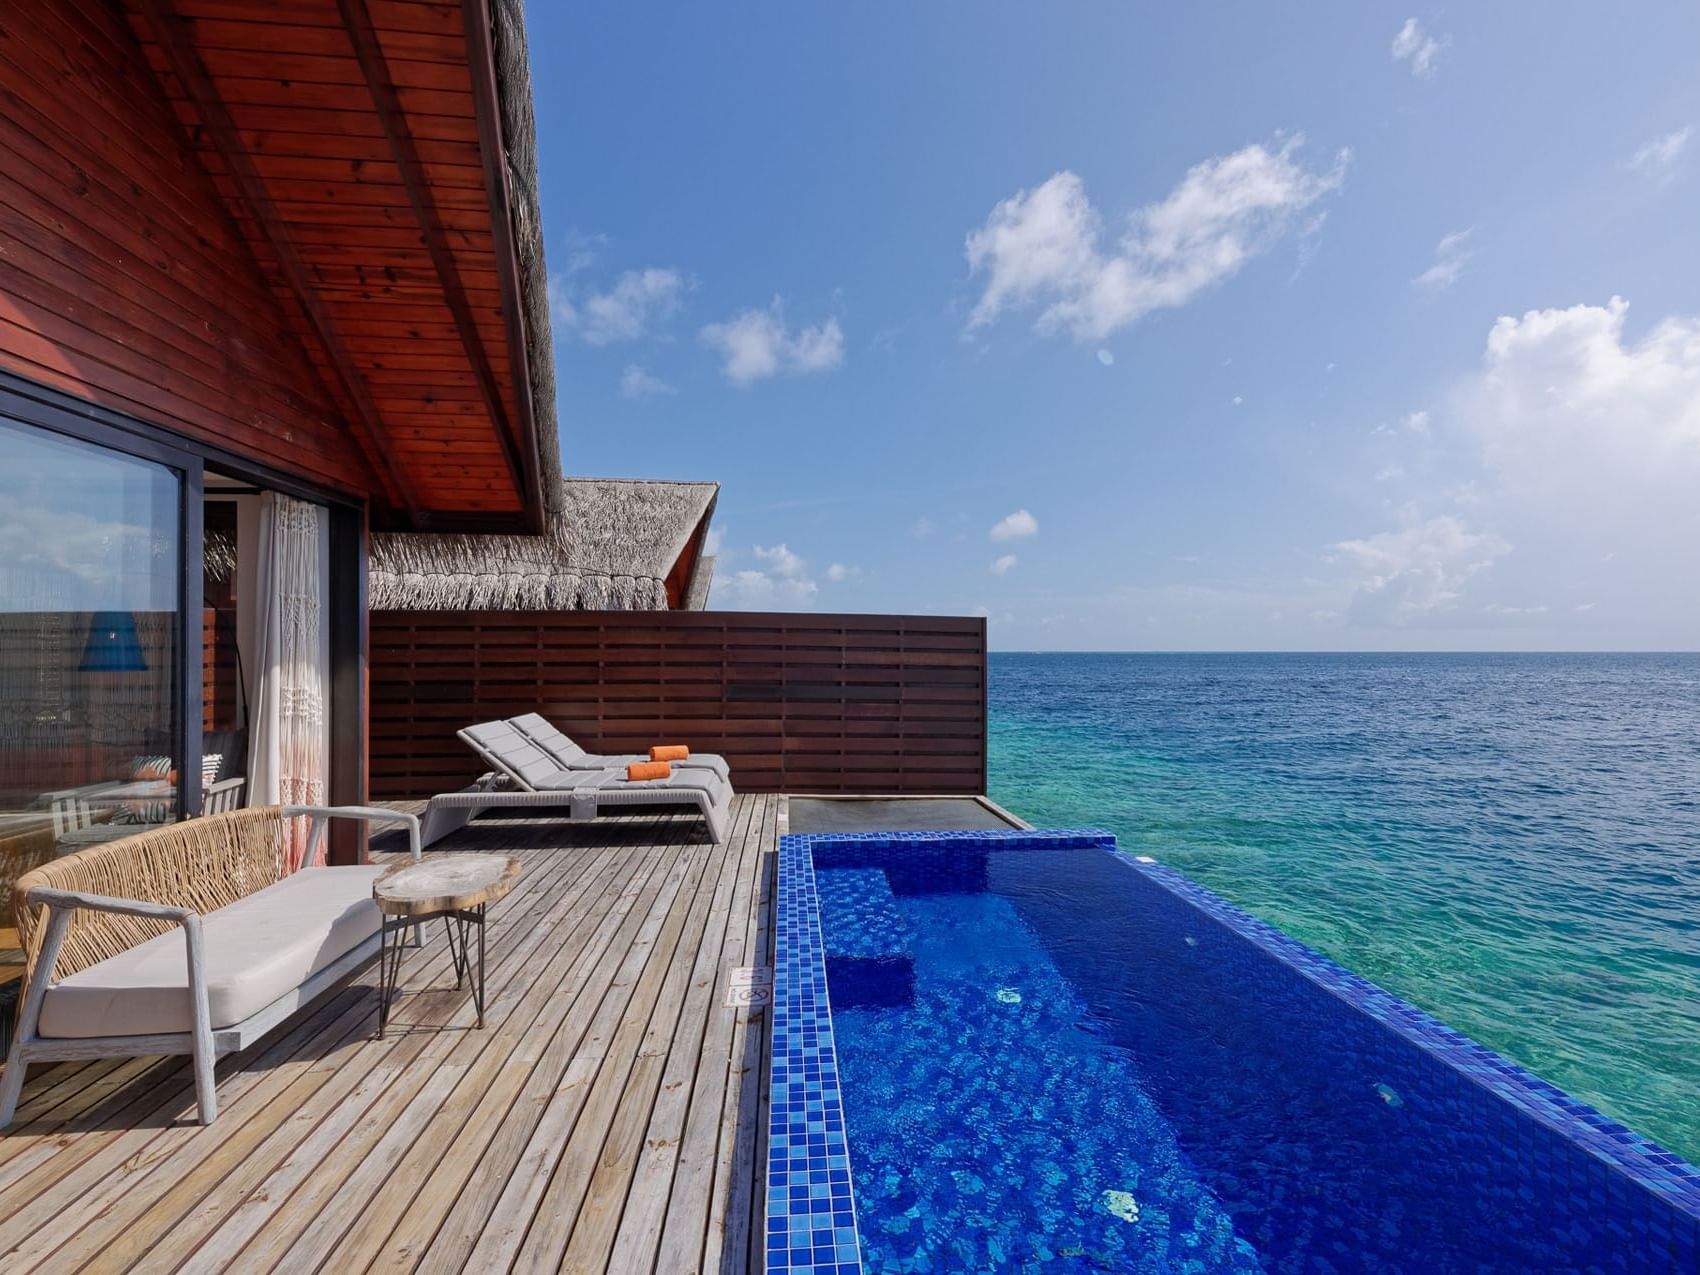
[248,493,329,872]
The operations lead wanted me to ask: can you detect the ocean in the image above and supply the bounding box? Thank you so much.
[986,651,1700,1163]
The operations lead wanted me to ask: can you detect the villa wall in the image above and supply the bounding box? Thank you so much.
[367,610,989,796]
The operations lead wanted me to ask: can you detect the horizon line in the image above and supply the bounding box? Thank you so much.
[986,648,1700,656]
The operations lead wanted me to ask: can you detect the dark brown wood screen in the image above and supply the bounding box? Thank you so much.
[368,611,988,797]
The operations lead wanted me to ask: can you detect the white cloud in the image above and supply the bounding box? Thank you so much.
[1372,408,1432,437]
[1335,516,1511,626]
[755,543,807,578]
[1231,395,1244,407]
[1465,296,1700,482]
[1335,297,1700,638]
[712,543,819,609]
[824,563,863,583]
[552,267,687,345]
[546,275,576,326]
[619,364,676,399]
[965,137,1348,343]
[1391,18,1446,78]
[700,300,844,386]
[990,554,1019,575]
[1628,126,1691,185]
[1096,349,1115,366]
[558,228,607,276]
[704,526,724,556]
[911,517,936,538]
[1413,229,1472,291]
[989,509,1039,541]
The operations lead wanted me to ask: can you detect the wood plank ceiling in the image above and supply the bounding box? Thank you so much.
[123,0,544,530]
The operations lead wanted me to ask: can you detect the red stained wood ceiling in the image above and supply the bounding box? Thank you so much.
[124,0,544,531]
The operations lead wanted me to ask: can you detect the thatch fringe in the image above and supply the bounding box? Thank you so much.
[369,570,668,612]
[488,0,563,513]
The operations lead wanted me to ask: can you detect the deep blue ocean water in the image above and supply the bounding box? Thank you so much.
[987,652,1700,1163]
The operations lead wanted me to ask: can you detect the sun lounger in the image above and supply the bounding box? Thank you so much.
[505,712,732,782]
[422,722,733,847]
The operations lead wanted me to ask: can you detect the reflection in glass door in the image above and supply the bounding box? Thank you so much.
[0,416,183,879]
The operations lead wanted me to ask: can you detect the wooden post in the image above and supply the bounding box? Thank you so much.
[328,505,370,866]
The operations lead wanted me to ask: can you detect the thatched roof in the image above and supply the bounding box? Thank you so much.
[490,0,564,515]
[684,556,717,611]
[370,479,718,610]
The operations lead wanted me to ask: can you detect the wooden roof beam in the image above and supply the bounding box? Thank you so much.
[135,0,421,524]
[340,0,534,522]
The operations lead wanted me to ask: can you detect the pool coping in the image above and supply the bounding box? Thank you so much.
[767,828,1700,1274]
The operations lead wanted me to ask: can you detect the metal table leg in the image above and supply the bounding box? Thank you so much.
[438,904,489,1028]
[376,916,409,1040]
[477,901,486,1027]
[375,904,491,1038]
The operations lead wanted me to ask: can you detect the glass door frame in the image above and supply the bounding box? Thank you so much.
[0,370,368,829]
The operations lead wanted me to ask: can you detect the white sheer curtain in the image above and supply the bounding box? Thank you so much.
[248,493,330,871]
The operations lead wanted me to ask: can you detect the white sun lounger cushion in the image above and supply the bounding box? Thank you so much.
[506,713,732,782]
[464,722,730,802]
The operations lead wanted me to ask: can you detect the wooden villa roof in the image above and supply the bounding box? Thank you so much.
[122,0,561,531]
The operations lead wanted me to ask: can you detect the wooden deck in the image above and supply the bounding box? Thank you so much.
[0,793,780,1273]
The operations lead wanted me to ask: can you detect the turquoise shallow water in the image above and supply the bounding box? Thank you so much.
[987,652,1700,1163]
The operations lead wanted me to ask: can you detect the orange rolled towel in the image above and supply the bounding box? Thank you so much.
[627,761,671,781]
[650,744,690,762]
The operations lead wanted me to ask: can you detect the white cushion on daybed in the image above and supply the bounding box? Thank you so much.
[38,865,387,1039]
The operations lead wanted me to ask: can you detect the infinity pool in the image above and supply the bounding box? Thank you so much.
[766,830,1700,1274]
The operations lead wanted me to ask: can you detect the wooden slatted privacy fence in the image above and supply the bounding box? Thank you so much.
[368,611,989,797]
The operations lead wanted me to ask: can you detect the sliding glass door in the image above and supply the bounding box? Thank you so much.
[0,416,186,870]
[1,380,367,885]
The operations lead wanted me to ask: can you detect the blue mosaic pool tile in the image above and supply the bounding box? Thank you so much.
[815,868,910,960]
[767,831,866,1273]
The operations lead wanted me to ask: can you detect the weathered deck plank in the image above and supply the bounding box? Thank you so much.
[686,787,778,1275]
[0,795,777,1273]
[42,830,607,1272]
[609,785,762,1272]
[10,818,602,1270]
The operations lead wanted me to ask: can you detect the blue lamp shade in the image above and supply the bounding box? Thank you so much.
[79,611,148,672]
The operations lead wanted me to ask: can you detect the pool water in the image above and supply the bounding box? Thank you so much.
[782,832,1700,1274]
[819,869,1258,1272]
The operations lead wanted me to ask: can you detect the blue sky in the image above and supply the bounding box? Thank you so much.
[527,4,1700,651]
